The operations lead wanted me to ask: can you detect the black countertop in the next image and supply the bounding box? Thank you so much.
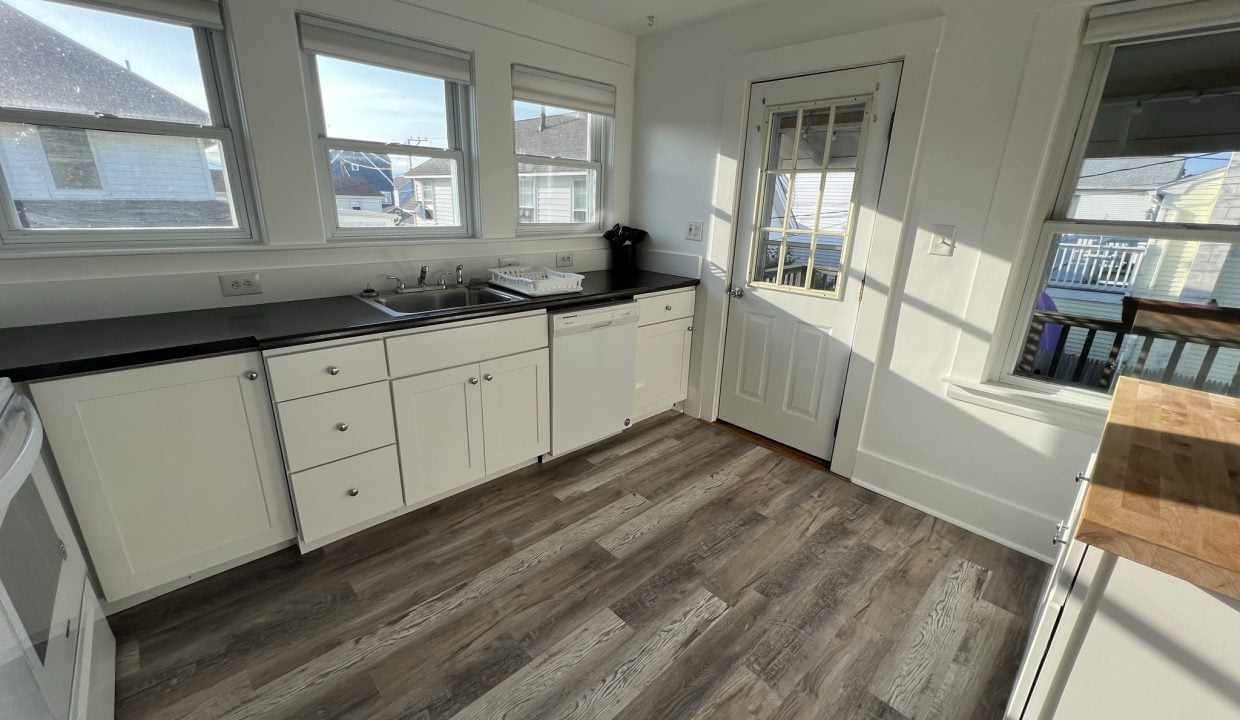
[0,270,698,382]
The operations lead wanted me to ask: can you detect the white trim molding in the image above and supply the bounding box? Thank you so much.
[943,375,1108,435]
[693,17,946,479]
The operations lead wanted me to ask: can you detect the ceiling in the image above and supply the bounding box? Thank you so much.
[525,0,776,36]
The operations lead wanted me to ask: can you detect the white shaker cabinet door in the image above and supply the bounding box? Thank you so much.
[30,353,295,603]
[479,348,550,473]
[634,318,692,420]
[392,363,486,507]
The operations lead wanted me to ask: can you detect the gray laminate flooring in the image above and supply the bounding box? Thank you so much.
[110,411,1047,720]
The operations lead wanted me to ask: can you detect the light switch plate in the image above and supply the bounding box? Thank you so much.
[556,252,574,268]
[686,221,703,242]
[928,224,956,257]
[219,271,262,296]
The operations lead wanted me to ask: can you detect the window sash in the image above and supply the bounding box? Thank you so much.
[0,24,257,247]
[300,29,475,239]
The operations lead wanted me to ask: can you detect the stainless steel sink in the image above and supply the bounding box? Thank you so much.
[358,286,525,317]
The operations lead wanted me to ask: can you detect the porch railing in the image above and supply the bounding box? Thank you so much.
[1046,239,1146,293]
[1015,298,1240,396]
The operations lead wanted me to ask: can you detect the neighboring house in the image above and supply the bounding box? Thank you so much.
[513,112,591,224]
[0,1,231,229]
[760,172,854,289]
[400,157,457,226]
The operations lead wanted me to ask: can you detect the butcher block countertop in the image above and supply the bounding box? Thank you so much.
[1077,377,1240,600]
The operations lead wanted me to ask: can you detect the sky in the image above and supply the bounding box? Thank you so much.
[5,0,210,112]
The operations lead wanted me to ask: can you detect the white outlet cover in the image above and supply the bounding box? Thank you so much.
[219,271,262,296]
[686,221,703,241]
[556,252,574,268]
[498,256,521,267]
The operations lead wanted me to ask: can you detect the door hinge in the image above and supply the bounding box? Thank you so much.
[833,416,841,437]
[858,277,865,303]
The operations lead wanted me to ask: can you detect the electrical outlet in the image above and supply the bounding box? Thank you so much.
[498,256,521,267]
[556,252,574,268]
[928,225,956,257]
[686,221,703,242]
[219,271,262,296]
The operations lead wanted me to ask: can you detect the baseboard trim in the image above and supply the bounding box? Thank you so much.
[852,449,1057,563]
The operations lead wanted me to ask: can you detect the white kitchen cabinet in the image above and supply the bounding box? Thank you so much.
[392,363,486,506]
[393,349,550,507]
[30,354,295,603]
[633,288,696,422]
[480,349,550,472]
[634,318,693,421]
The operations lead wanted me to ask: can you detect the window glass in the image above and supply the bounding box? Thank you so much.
[1,122,239,230]
[315,56,450,149]
[1064,31,1240,226]
[328,149,459,228]
[514,101,589,161]
[516,162,595,225]
[0,0,210,124]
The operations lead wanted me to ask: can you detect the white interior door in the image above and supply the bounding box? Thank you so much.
[718,62,900,460]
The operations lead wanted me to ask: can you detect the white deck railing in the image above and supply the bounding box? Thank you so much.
[1047,238,1146,293]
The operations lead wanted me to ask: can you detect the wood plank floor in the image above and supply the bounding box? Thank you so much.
[110,412,1047,720]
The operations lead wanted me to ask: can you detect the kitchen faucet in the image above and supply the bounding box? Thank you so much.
[456,264,465,287]
[385,275,407,293]
[417,265,429,288]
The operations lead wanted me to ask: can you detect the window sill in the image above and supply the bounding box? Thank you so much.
[943,375,1109,435]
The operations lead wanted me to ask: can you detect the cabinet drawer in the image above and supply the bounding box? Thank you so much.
[277,381,395,472]
[637,289,695,326]
[387,314,547,378]
[290,446,403,543]
[266,340,387,402]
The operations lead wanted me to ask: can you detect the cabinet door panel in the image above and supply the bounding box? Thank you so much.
[480,349,550,473]
[634,318,692,419]
[31,354,294,602]
[392,364,485,506]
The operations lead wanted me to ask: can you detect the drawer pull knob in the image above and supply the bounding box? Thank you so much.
[483,373,494,382]
[328,366,341,376]
[665,304,673,311]
[469,377,479,385]
[337,422,349,432]
[245,371,258,380]
[347,488,359,497]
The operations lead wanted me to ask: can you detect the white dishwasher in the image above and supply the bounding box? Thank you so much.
[549,302,639,456]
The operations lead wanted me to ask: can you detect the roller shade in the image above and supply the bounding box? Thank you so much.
[1084,0,1240,43]
[511,65,615,117]
[67,0,221,28]
[299,17,472,85]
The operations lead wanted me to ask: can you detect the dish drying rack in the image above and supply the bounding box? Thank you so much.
[488,266,584,297]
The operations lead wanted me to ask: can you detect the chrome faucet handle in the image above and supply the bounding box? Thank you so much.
[456,264,465,287]
[435,271,450,288]
[418,265,430,287]
[385,275,406,293]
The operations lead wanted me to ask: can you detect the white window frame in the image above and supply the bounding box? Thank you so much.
[299,16,476,242]
[514,113,608,234]
[0,6,260,250]
[999,27,1240,393]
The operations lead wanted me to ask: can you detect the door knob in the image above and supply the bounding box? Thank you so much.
[245,371,258,380]
[327,366,341,376]
[1051,520,1069,545]
[730,287,745,298]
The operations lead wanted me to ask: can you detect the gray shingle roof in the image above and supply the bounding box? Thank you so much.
[0,1,211,125]
[513,111,588,159]
[1075,156,1186,190]
[404,157,453,178]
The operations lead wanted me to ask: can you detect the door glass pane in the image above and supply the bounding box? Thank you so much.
[828,103,865,169]
[0,0,211,124]
[814,173,855,233]
[1064,30,1240,226]
[329,148,461,228]
[755,232,784,282]
[796,108,833,169]
[0,122,240,231]
[808,235,845,292]
[770,112,799,170]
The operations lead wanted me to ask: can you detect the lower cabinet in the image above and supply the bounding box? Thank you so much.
[634,317,692,421]
[393,348,549,507]
[30,353,295,603]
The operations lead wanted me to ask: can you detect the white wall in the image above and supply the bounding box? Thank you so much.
[0,0,634,327]
[631,0,1106,559]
